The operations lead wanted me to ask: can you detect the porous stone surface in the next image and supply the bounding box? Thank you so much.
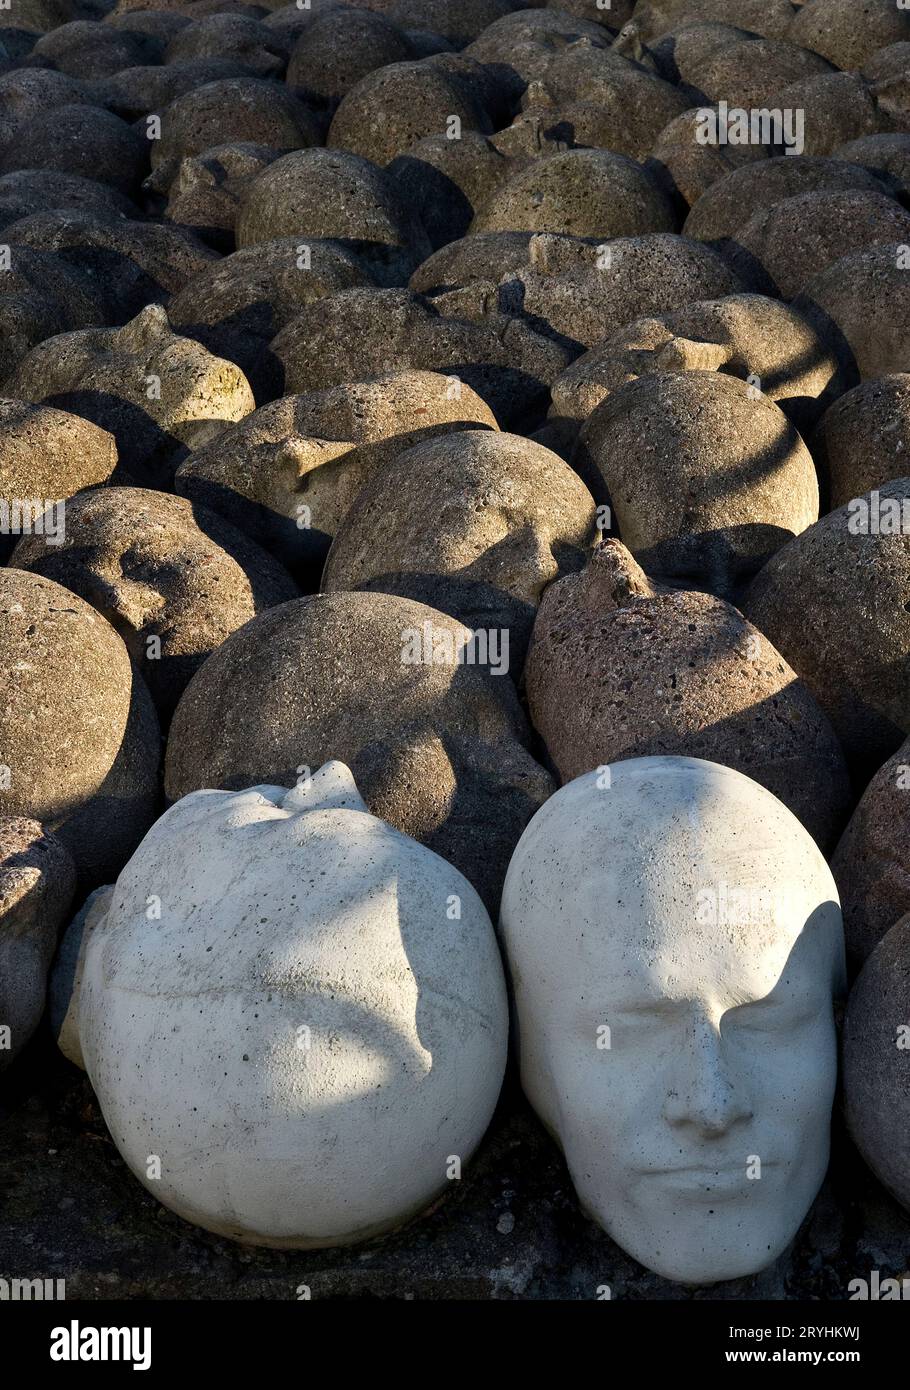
[844,914,910,1216]
[323,429,596,666]
[0,568,160,886]
[0,104,149,196]
[11,487,299,720]
[549,294,841,444]
[165,591,554,912]
[745,479,910,776]
[269,287,574,427]
[156,141,280,250]
[789,0,910,73]
[175,370,498,574]
[525,541,850,850]
[2,303,256,484]
[0,399,117,560]
[0,818,75,1071]
[794,245,910,381]
[719,191,910,301]
[577,370,819,596]
[166,238,376,402]
[48,884,114,1071]
[471,148,677,237]
[813,376,910,510]
[831,738,910,966]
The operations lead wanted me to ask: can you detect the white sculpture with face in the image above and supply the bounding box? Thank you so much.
[499,756,845,1285]
[79,761,508,1247]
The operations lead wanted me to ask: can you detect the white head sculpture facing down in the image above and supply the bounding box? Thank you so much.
[77,761,508,1248]
[499,756,846,1286]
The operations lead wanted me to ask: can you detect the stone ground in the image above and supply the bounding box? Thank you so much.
[1,1029,907,1300]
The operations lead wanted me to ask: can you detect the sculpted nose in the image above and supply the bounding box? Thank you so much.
[662,1010,753,1136]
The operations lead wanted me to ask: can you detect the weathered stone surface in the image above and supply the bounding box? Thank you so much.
[789,0,910,73]
[269,286,574,427]
[165,591,554,912]
[0,169,137,233]
[683,157,893,247]
[471,149,677,238]
[0,399,117,560]
[525,540,850,850]
[2,209,219,323]
[831,738,910,966]
[745,479,910,775]
[844,914,910,1216]
[813,375,910,510]
[175,370,497,574]
[387,131,511,251]
[48,884,114,1071]
[719,190,910,301]
[0,245,108,382]
[31,18,163,77]
[686,35,833,109]
[0,104,149,195]
[834,132,910,198]
[794,245,910,381]
[235,148,432,285]
[323,429,596,667]
[149,77,321,190]
[0,818,75,1071]
[286,6,414,106]
[93,58,252,121]
[630,0,797,44]
[768,73,882,159]
[328,57,494,166]
[3,303,255,484]
[163,14,291,77]
[465,8,614,105]
[578,370,818,596]
[550,294,841,447]
[0,568,160,886]
[157,141,279,250]
[11,487,299,720]
[645,106,770,211]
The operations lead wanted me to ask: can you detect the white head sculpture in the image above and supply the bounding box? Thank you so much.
[499,756,845,1285]
[79,761,508,1247]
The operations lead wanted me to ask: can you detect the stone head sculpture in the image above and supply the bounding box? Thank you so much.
[499,756,845,1285]
[77,761,508,1247]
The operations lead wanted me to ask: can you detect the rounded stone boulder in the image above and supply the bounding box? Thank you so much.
[387,131,511,252]
[235,148,431,285]
[31,18,163,77]
[789,0,910,73]
[471,149,677,238]
[0,818,75,1070]
[166,238,375,403]
[765,72,880,160]
[158,141,280,250]
[286,7,413,106]
[0,568,160,885]
[683,157,894,247]
[0,169,138,234]
[684,34,833,109]
[720,190,910,301]
[525,540,851,851]
[11,487,299,721]
[78,760,508,1247]
[164,14,290,77]
[844,914,910,1215]
[464,8,613,104]
[327,57,493,166]
[3,303,256,485]
[175,369,497,574]
[165,591,554,911]
[322,429,596,667]
[94,58,254,123]
[631,0,797,43]
[831,737,910,966]
[645,106,769,211]
[813,376,910,510]
[0,399,117,561]
[550,294,841,447]
[269,286,574,428]
[794,245,910,381]
[150,77,322,190]
[744,478,910,775]
[0,245,107,383]
[578,371,819,597]
[0,105,149,196]
[2,209,220,324]
[834,133,910,199]
[441,232,746,355]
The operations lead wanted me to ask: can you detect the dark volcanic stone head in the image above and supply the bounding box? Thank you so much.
[577,370,819,597]
[0,568,160,886]
[165,590,554,911]
[525,539,851,851]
